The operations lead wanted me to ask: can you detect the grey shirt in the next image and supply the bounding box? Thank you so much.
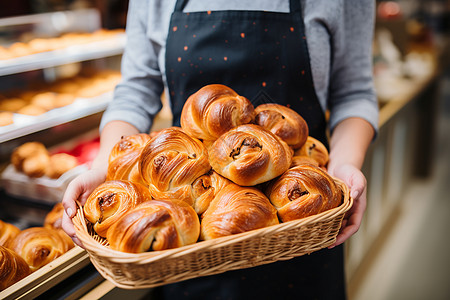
[100,0,379,135]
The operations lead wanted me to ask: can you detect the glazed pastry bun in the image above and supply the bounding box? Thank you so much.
[107,133,151,186]
[208,124,293,186]
[139,127,211,207]
[200,184,279,240]
[0,246,31,291]
[44,203,64,230]
[254,103,309,149]
[9,227,74,272]
[83,180,151,237]
[180,84,255,143]
[293,136,329,168]
[265,164,342,222]
[107,200,200,253]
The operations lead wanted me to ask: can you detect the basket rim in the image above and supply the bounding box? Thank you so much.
[73,178,352,264]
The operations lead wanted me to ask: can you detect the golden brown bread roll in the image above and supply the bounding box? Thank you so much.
[44,203,64,230]
[0,246,31,291]
[16,104,47,116]
[11,142,48,172]
[107,134,151,186]
[290,155,320,169]
[22,151,50,178]
[208,124,293,186]
[180,84,255,142]
[45,153,79,179]
[30,92,57,111]
[9,227,74,272]
[254,103,309,149]
[139,127,211,207]
[84,180,151,237]
[265,164,342,222]
[0,220,21,248]
[107,199,200,253]
[293,136,329,168]
[190,170,232,215]
[201,184,279,240]
[0,98,28,112]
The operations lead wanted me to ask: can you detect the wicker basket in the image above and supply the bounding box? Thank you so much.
[73,178,352,289]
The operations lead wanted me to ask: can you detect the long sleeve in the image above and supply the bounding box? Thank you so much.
[326,0,379,134]
[99,0,165,133]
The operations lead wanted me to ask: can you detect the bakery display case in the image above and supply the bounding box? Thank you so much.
[0,8,125,299]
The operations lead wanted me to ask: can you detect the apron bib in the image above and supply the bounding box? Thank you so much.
[156,1,346,299]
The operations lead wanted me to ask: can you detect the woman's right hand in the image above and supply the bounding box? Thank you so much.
[62,168,106,247]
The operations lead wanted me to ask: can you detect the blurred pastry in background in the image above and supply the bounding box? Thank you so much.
[0,112,14,126]
[0,98,28,112]
[16,105,47,116]
[11,142,48,172]
[45,153,78,179]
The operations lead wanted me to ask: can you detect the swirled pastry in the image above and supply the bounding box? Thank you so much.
[0,220,21,248]
[9,227,74,272]
[190,170,232,215]
[139,127,211,207]
[201,184,279,240]
[84,180,151,237]
[265,164,342,222]
[107,200,200,253]
[254,103,309,149]
[293,136,329,168]
[0,246,31,291]
[180,84,255,142]
[44,203,64,230]
[208,124,293,186]
[107,133,151,186]
[290,155,320,169]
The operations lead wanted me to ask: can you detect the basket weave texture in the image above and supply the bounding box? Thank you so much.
[73,178,352,289]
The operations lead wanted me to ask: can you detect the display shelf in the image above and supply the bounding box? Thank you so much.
[0,33,126,76]
[0,92,112,143]
[0,247,90,300]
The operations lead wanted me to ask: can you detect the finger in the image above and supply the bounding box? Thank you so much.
[349,172,366,200]
[62,180,82,218]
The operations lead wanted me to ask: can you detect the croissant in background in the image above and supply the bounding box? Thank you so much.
[293,136,329,168]
[139,127,211,207]
[265,164,342,222]
[83,180,151,237]
[9,227,74,272]
[254,103,309,150]
[107,133,151,186]
[201,184,279,240]
[180,84,255,143]
[208,124,293,186]
[0,220,21,248]
[0,246,31,291]
[107,200,200,253]
[44,203,64,230]
[190,170,232,215]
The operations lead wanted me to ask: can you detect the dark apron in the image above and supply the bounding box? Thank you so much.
[155,0,346,299]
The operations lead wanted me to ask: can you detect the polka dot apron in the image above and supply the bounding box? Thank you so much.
[157,0,346,299]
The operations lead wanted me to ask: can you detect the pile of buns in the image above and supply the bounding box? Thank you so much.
[0,70,121,125]
[11,141,79,179]
[0,203,73,291]
[82,84,345,254]
[0,29,125,61]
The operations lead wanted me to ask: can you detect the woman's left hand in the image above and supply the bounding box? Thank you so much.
[327,163,367,248]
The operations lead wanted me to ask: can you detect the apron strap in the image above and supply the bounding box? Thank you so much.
[174,0,188,12]
[175,0,302,14]
[289,0,302,14]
